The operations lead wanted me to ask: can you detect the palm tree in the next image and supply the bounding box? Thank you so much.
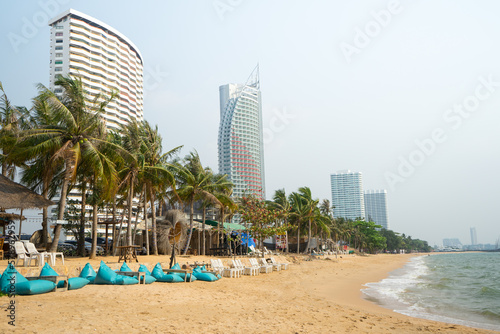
[17,75,118,251]
[173,151,230,255]
[297,187,319,253]
[272,189,291,252]
[139,120,180,255]
[289,191,308,254]
[0,81,29,178]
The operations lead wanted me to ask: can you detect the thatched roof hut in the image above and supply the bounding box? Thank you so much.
[0,174,55,209]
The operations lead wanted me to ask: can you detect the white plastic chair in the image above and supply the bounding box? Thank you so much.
[236,259,259,276]
[24,242,51,266]
[270,257,289,270]
[215,259,240,278]
[250,258,272,274]
[14,241,39,267]
[261,257,280,271]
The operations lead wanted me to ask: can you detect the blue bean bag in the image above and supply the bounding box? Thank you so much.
[201,265,221,279]
[151,263,184,283]
[79,263,97,283]
[120,263,156,284]
[94,261,138,285]
[192,266,219,282]
[40,262,89,290]
[168,263,197,282]
[1,264,55,295]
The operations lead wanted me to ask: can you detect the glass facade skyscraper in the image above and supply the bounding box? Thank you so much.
[218,66,265,199]
[364,189,389,229]
[330,170,365,221]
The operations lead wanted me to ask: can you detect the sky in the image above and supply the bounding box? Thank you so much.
[1,0,499,247]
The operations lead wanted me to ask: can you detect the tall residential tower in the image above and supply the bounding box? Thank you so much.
[364,189,389,229]
[330,170,365,221]
[48,9,144,131]
[218,66,265,199]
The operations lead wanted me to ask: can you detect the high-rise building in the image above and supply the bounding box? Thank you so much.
[470,227,477,245]
[218,66,265,199]
[330,170,364,221]
[364,189,389,229]
[48,9,144,131]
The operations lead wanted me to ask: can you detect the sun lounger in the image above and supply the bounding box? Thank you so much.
[235,259,259,276]
[15,241,41,267]
[270,257,289,270]
[211,259,239,278]
[250,258,272,274]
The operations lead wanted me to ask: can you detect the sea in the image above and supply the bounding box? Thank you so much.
[362,252,500,331]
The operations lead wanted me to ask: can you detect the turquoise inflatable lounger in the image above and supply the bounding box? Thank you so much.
[151,263,184,283]
[40,263,89,290]
[167,263,197,282]
[94,261,138,285]
[120,262,156,284]
[192,266,219,282]
[79,263,97,283]
[0,263,55,295]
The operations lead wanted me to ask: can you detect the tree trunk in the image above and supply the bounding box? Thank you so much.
[305,218,312,253]
[297,223,300,255]
[144,187,149,256]
[41,185,49,249]
[149,187,158,255]
[111,199,117,256]
[50,176,70,252]
[113,208,125,256]
[78,181,87,256]
[182,199,194,255]
[202,206,206,255]
[89,200,98,259]
[126,176,135,246]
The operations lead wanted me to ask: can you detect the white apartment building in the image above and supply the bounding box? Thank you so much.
[364,189,389,229]
[330,170,365,221]
[218,66,265,199]
[48,9,144,131]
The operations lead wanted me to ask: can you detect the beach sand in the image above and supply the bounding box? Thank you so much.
[1,253,498,333]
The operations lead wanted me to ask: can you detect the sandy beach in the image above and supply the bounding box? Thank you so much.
[1,253,498,333]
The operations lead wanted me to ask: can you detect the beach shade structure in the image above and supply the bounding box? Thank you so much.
[0,174,56,237]
[151,263,184,283]
[192,266,219,282]
[40,262,89,290]
[79,263,97,283]
[120,262,156,284]
[1,263,56,295]
[94,261,139,285]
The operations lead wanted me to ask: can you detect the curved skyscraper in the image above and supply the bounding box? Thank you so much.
[48,9,144,131]
[218,66,265,199]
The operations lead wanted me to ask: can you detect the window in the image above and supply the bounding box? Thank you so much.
[55,67,62,72]
[56,39,63,43]
[56,25,63,29]
[55,53,63,57]
[54,88,63,93]
[55,46,63,50]
[55,32,63,36]
[55,60,62,64]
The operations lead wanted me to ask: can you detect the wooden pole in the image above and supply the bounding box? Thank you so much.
[18,209,23,239]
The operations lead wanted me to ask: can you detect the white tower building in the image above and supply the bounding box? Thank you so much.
[218,66,265,199]
[330,170,365,221]
[48,9,144,131]
[364,189,389,229]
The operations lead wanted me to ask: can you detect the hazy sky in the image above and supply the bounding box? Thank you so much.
[1,0,499,246]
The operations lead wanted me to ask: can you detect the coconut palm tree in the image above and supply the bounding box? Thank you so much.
[0,81,29,178]
[173,151,230,255]
[16,75,118,251]
[297,187,319,253]
[289,191,308,254]
[272,189,291,252]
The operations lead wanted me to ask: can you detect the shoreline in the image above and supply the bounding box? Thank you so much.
[1,253,498,333]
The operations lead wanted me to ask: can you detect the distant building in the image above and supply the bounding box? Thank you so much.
[48,9,144,131]
[443,238,462,249]
[330,170,365,221]
[470,227,477,245]
[218,66,265,200]
[364,189,389,229]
